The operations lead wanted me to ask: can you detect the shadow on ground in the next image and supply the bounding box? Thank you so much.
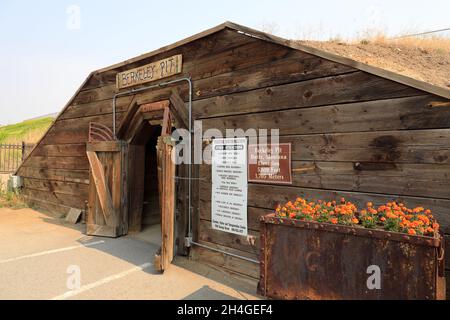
[183,285,238,300]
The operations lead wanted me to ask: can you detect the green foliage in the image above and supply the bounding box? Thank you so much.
[0,117,54,143]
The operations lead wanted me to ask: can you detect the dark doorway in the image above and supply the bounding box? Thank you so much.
[142,130,161,227]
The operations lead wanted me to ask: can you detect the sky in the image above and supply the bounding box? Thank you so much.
[0,0,449,125]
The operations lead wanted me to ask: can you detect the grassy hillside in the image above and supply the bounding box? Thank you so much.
[0,117,54,144]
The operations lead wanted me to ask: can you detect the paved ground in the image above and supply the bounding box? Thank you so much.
[0,207,258,300]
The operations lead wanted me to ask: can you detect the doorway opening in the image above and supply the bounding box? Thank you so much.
[140,125,162,246]
[129,124,162,246]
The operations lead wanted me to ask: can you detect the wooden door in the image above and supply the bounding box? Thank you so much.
[86,141,128,237]
[154,108,176,272]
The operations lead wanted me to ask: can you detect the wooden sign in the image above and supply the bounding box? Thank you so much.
[248,143,292,184]
[116,54,182,89]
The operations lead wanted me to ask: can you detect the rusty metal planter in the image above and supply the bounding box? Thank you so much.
[258,213,446,300]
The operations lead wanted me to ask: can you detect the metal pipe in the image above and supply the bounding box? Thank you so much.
[190,240,260,264]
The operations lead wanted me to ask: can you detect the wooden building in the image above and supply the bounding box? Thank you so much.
[16,22,450,285]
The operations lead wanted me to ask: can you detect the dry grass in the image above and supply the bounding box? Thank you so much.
[355,31,450,53]
[0,181,27,209]
[298,32,450,89]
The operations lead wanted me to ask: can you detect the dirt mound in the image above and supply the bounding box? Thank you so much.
[297,39,450,89]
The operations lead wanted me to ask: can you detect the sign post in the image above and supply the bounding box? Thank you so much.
[211,138,248,236]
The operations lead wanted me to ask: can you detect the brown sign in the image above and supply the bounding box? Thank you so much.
[116,54,182,89]
[248,143,292,184]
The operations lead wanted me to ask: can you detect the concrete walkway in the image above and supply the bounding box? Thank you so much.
[0,207,258,300]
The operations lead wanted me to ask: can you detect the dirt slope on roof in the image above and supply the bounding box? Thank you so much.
[297,39,450,89]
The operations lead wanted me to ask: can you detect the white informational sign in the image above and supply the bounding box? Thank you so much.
[211,138,248,236]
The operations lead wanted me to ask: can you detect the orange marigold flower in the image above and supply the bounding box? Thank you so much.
[408,229,416,235]
[367,202,373,207]
[386,212,398,219]
[380,217,386,222]
[360,209,367,215]
[418,215,430,225]
[413,207,424,213]
[352,218,359,224]
[330,218,338,224]
[289,212,296,218]
[424,209,431,215]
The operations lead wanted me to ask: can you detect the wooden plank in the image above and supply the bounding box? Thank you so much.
[116,95,139,139]
[23,195,74,218]
[86,224,119,237]
[23,178,89,196]
[161,107,171,135]
[86,151,114,220]
[278,129,450,164]
[31,144,86,157]
[169,89,188,129]
[140,100,170,112]
[201,95,449,136]
[200,160,450,199]
[195,71,423,119]
[190,240,259,279]
[112,148,122,232]
[87,141,121,152]
[60,96,133,120]
[21,156,89,170]
[72,85,117,106]
[120,142,129,235]
[198,219,260,255]
[191,53,355,101]
[65,208,82,224]
[17,167,89,184]
[22,188,85,209]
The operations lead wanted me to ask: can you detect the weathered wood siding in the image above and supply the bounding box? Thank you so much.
[17,28,450,285]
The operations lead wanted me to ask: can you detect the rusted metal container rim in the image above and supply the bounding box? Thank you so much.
[261,213,441,247]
